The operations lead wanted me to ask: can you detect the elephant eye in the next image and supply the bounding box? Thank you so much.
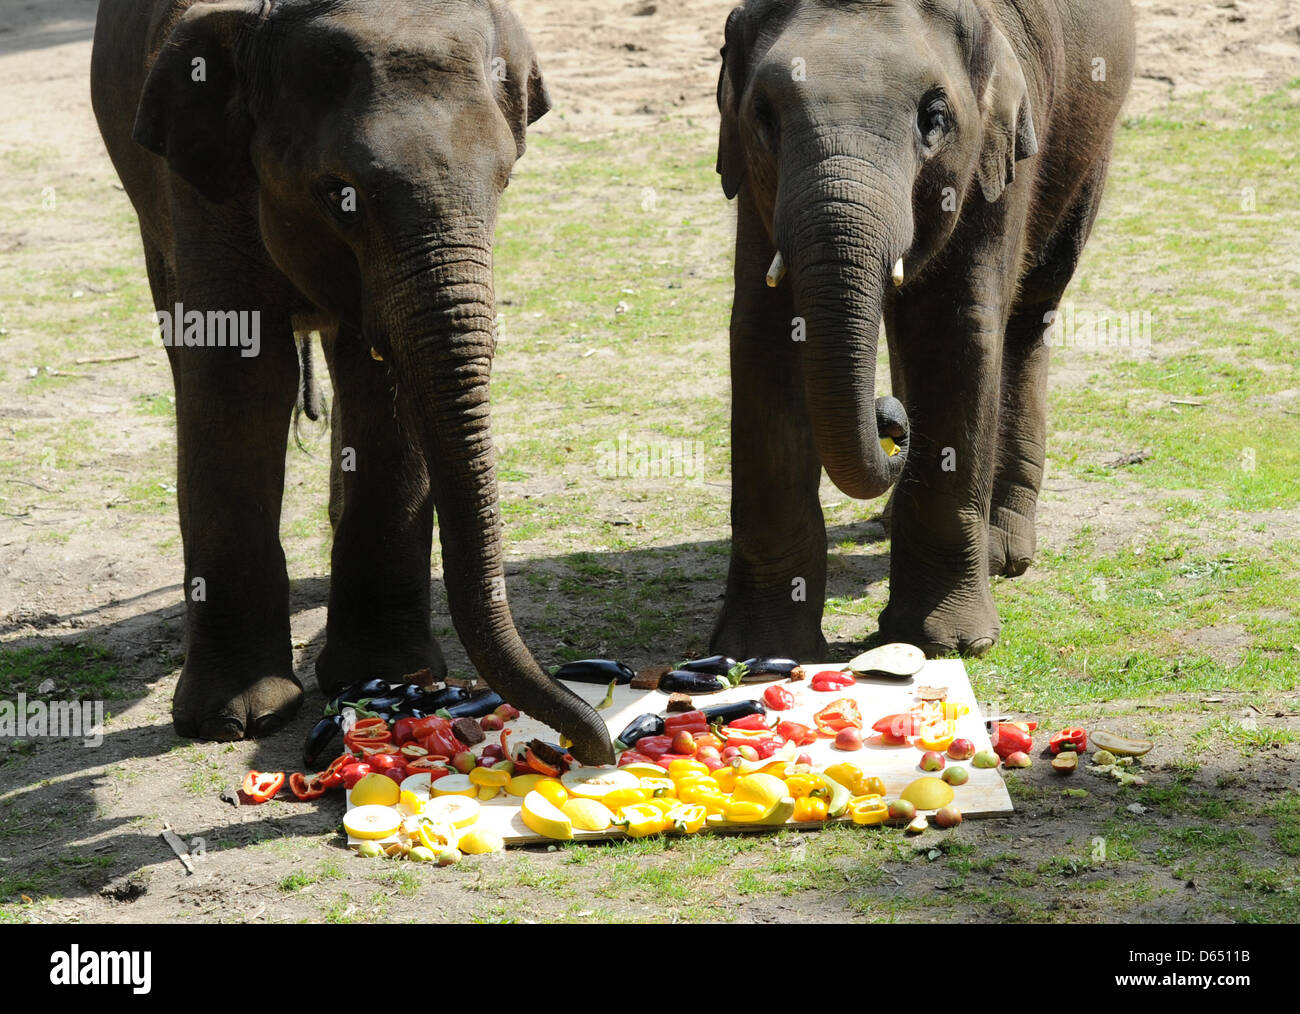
[752,92,779,152]
[318,176,359,221]
[918,96,951,150]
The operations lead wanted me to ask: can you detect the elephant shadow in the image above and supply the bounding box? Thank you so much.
[0,521,887,906]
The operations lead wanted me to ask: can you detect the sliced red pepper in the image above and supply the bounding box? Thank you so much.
[357,742,400,757]
[754,739,780,759]
[418,726,461,760]
[871,713,923,738]
[240,770,285,804]
[289,771,328,801]
[815,698,862,737]
[763,685,795,711]
[319,753,352,790]
[810,670,855,692]
[777,720,817,747]
[1049,728,1087,754]
[345,716,391,742]
[405,757,452,779]
[524,745,562,778]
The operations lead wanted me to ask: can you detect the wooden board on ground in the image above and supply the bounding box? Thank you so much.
[346,658,1013,848]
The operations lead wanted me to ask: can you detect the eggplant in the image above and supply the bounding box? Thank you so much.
[401,683,428,703]
[436,689,504,719]
[615,713,665,750]
[659,669,727,695]
[302,715,341,769]
[737,657,803,683]
[355,692,406,712]
[551,659,635,685]
[325,677,391,714]
[701,699,768,725]
[409,686,472,713]
[677,654,738,677]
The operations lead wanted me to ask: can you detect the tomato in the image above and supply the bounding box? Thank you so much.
[777,720,817,747]
[810,670,854,692]
[763,685,795,711]
[339,762,373,790]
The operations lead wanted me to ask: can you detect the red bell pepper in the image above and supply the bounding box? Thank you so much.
[343,716,391,752]
[664,711,709,735]
[655,752,698,770]
[815,698,862,737]
[763,685,795,711]
[240,770,284,804]
[391,716,420,747]
[1049,728,1087,754]
[810,670,854,692]
[289,771,328,801]
[617,750,658,767]
[871,713,923,738]
[417,720,461,760]
[635,735,674,760]
[991,722,1034,760]
[727,713,773,732]
[319,753,352,790]
[777,720,817,747]
[405,757,452,779]
[339,762,373,790]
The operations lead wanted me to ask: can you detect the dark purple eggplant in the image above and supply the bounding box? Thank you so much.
[325,677,391,715]
[677,654,738,677]
[737,657,803,683]
[659,669,727,695]
[435,689,504,719]
[615,713,665,750]
[302,715,341,768]
[551,659,635,685]
[409,686,472,713]
[700,699,768,725]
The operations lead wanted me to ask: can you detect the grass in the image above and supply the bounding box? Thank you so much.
[0,643,123,700]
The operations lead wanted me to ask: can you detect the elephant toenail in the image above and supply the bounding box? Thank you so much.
[198,717,245,742]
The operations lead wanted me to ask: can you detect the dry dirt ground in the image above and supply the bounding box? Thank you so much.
[1,0,1298,924]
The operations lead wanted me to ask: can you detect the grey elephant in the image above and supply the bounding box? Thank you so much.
[91,0,615,763]
[709,0,1135,659]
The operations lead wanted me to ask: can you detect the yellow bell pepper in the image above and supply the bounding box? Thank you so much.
[793,796,829,822]
[673,774,719,794]
[468,766,511,788]
[918,720,957,753]
[824,762,867,795]
[643,797,678,816]
[862,776,887,799]
[784,773,826,800]
[713,766,737,793]
[667,803,707,834]
[617,803,670,838]
[602,787,649,813]
[724,799,769,822]
[678,785,729,813]
[638,776,677,799]
[849,794,889,826]
[667,759,710,781]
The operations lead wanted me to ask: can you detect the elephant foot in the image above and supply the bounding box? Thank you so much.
[988,504,1037,578]
[173,667,303,741]
[316,633,447,696]
[878,591,1000,659]
[710,598,829,662]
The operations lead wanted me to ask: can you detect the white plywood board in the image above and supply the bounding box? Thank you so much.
[346,658,1012,848]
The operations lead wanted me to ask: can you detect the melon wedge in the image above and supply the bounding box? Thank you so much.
[561,766,639,799]
[521,790,573,840]
[562,797,613,831]
[431,773,477,798]
[422,795,480,829]
[344,805,401,841]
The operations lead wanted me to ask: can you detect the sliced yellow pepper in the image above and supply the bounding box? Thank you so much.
[468,766,511,788]
[918,720,957,753]
[638,776,677,798]
[643,797,677,816]
[849,794,889,826]
[617,803,670,838]
[667,803,707,834]
[601,787,649,813]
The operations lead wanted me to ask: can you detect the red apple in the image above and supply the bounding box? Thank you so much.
[480,714,504,732]
[672,730,697,755]
[452,750,476,774]
[920,751,946,772]
[947,738,976,760]
[834,728,864,751]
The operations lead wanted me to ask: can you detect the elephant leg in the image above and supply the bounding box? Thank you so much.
[879,267,1005,657]
[711,195,827,660]
[316,325,446,694]
[990,155,1113,577]
[167,296,303,740]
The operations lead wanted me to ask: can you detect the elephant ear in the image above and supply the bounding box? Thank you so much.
[716,5,747,200]
[969,14,1039,204]
[490,2,551,159]
[132,0,269,204]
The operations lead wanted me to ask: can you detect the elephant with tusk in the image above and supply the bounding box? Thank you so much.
[91,0,615,763]
[709,0,1135,661]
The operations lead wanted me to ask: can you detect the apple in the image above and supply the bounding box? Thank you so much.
[834,728,864,751]
[971,749,1000,769]
[480,714,504,732]
[934,805,962,828]
[737,744,759,762]
[942,766,969,785]
[494,703,520,721]
[452,750,477,774]
[720,746,742,763]
[920,751,945,772]
[887,799,916,823]
[672,730,697,755]
[695,745,721,764]
[1003,751,1032,768]
[947,738,976,760]
[796,752,813,767]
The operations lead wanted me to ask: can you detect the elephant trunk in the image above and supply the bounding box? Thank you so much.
[379,229,614,764]
[777,140,911,501]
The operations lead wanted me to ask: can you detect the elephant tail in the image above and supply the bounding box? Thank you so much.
[292,330,327,453]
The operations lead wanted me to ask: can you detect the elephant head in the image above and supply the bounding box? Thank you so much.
[131,0,615,763]
[716,0,1038,500]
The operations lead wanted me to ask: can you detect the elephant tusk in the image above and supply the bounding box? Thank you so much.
[766,251,787,288]
[892,258,905,288]
[369,347,384,362]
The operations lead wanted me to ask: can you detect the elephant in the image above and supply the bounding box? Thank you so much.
[709,0,1134,660]
[90,0,615,763]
